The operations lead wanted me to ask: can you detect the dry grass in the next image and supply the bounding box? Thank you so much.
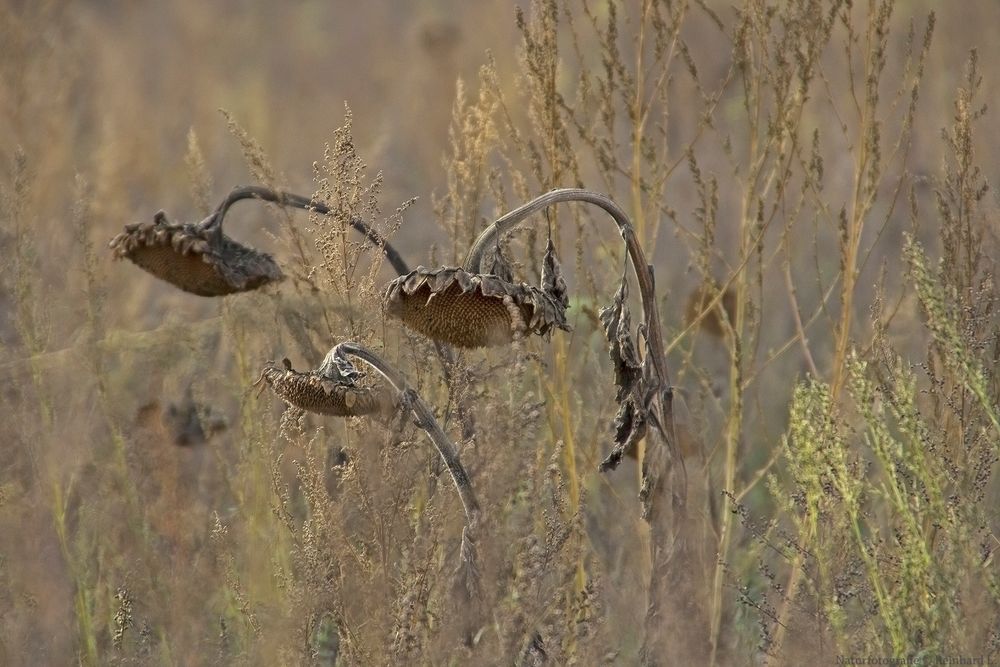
[2,1,999,665]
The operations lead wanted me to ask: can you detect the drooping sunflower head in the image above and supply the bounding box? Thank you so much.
[255,356,395,418]
[382,265,569,348]
[109,211,283,297]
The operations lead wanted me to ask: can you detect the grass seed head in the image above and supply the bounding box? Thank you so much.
[108,210,283,296]
[383,266,569,348]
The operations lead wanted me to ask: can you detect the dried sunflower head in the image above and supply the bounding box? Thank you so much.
[255,354,395,418]
[382,239,570,349]
[108,210,283,297]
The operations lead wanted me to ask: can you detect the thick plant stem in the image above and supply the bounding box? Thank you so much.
[465,189,673,400]
[201,185,412,277]
[466,188,694,663]
[328,343,481,532]
[327,342,483,642]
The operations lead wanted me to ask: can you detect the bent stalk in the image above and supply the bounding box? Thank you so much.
[465,189,671,394]
[329,342,483,644]
[466,188,696,663]
[211,187,475,435]
[329,342,481,533]
[200,185,412,276]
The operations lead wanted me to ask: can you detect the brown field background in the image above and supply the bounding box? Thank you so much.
[2,1,999,665]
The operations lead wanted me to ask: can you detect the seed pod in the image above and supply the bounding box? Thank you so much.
[109,211,282,297]
[255,357,394,418]
[383,266,569,348]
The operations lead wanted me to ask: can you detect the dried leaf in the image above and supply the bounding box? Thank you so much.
[599,276,642,402]
[320,346,363,386]
[598,275,654,470]
[597,274,673,473]
[540,236,569,311]
[487,242,515,283]
[599,398,647,471]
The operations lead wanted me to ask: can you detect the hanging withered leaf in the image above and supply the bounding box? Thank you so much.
[600,399,647,472]
[540,236,569,312]
[599,274,642,402]
[254,349,395,418]
[487,240,515,284]
[598,274,653,471]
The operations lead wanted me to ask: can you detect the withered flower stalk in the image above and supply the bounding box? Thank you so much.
[390,188,682,500]
[255,342,481,597]
[468,188,683,506]
[466,191,668,384]
[329,342,481,532]
[110,185,410,296]
[389,187,686,660]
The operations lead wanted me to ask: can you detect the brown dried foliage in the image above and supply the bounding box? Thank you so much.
[4,2,1000,666]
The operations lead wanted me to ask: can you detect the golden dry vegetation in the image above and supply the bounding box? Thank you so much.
[2,1,999,665]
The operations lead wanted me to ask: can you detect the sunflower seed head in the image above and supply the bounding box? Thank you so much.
[256,358,394,418]
[108,210,283,297]
[383,266,570,349]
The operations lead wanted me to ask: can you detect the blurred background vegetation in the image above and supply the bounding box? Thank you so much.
[1,0,998,664]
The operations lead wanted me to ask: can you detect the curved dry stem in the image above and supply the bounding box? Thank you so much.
[465,188,672,392]
[329,342,481,530]
[215,187,476,436]
[330,342,483,615]
[465,188,689,662]
[466,190,678,471]
[199,185,412,277]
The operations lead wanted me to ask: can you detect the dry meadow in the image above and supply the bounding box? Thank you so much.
[1,1,999,664]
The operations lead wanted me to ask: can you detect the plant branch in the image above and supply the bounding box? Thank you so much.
[199,185,412,277]
[328,342,481,531]
[465,188,673,399]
